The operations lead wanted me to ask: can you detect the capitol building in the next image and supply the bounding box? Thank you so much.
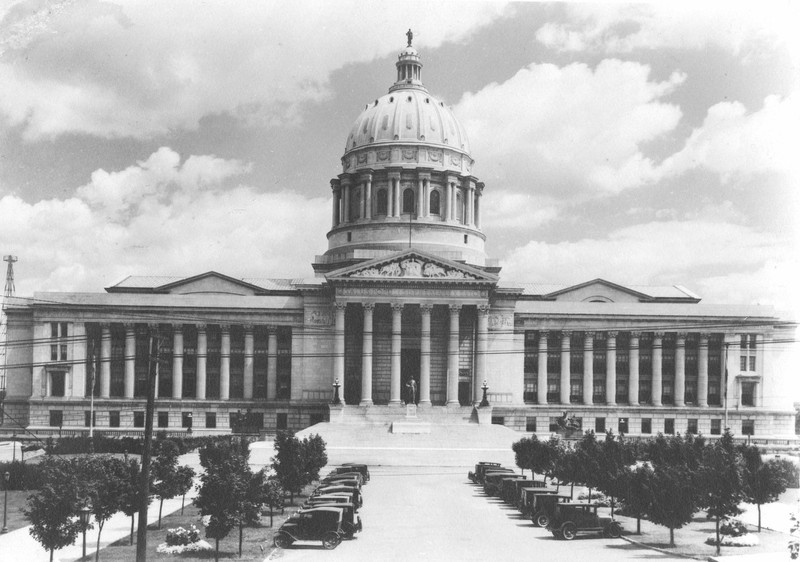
[3,39,796,442]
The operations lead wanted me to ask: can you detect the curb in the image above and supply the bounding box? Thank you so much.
[621,534,709,561]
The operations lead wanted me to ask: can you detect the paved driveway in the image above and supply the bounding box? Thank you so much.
[268,465,686,562]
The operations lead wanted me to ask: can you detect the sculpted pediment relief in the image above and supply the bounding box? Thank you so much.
[350,258,477,280]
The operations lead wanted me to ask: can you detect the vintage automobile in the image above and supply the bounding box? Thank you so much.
[321,474,362,488]
[505,478,543,505]
[274,506,346,549]
[312,485,362,506]
[339,463,370,483]
[529,492,573,526]
[500,476,528,503]
[299,502,362,539]
[546,502,623,540]
[468,462,501,483]
[517,485,559,515]
[478,467,516,487]
[303,494,355,509]
[484,473,525,497]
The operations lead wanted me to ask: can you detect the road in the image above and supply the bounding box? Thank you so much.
[269,465,687,562]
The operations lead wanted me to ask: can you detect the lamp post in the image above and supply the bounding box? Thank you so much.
[331,378,341,405]
[2,471,9,534]
[79,503,92,560]
[479,379,490,407]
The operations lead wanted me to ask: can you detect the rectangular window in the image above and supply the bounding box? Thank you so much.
[182,412,193,428]
[741,382,756,406]
[740,334,757,372]
[593,380,605,403]
[711,419,721,435]
[277,413,288,430]
[664,418,675,435]
[309,413,325,426]
[133,411,145,428]
[491,416,505,426]
[206,412,217,429]
[641,418,652,434]
[60,344,67,361]
[687,418,698,434]
[109,411,120,428]
[276,327,292,399]
[49,410,63,427]
[51,322,59,338]
[526,416,537,433]
[618,418,629,434]
[60,322,68,338]
[50,345,58,361]
[157,412,169,428]
[595,417,605,433]
[742,419,755,436]
[749,356,756,371]
[50,371,66,397]
[84,411,92,427]
[549,417,561,432]
[523,332,538,403]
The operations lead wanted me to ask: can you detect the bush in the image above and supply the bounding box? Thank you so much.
[165,525,201,546]
[577,491,609,506]
[0,460,44,490]
[720,518,749,537]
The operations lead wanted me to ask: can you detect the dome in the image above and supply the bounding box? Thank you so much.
[344,90,471,156]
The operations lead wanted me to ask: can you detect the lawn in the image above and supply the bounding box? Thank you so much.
[2,490,32,534]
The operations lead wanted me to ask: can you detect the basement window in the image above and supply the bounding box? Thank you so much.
[347,232,352,242]
[463,235,468,244]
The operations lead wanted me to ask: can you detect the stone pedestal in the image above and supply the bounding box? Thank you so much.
[328,404,344,424]
[406,404,417,418]
[475,405,493,425]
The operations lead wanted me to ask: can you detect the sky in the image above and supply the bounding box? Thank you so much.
[0,0,798,315]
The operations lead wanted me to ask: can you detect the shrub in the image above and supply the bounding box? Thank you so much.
[720,518,749,537]
[165,525,201,546]
[0,460,44,490]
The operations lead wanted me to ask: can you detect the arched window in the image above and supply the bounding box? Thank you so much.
[350,188,361,220]
[376,189,388,216]
[456,191,463,223]
[402,188,415,214]
[429,190,440,215]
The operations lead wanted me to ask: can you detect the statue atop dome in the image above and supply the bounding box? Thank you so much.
[406,28,413,47]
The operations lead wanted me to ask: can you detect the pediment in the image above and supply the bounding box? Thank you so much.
[544,279,653,303]
[157,272,264,296]
[326,250,498,284]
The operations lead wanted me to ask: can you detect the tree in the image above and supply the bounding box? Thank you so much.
[512,437,534,477]
[621,464,652,534]
[118,458,144,546]
[175,465,196,515]
[739,444,794,531]
[700,430,745,555]
[80,456,133,562]
[596,432,634,516]
[151,440,195,528]
[24,457,84,562]
[300,434,328,486]
[645,464,697,547]
[272,432,305,504]
[259,474,285,527]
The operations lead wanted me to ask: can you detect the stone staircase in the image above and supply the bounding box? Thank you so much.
[329,404,476,425]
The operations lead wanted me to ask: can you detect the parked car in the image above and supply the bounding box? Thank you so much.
[304,494,354,509]
[321,475,362,488]
[529,492,573,527]
[546,502,623,540]
[479,467,516,488]
[313,485,362,507]
[274,506,345,549]
[484,473,525,497]
[339,463,370,483]
[500,476,528,503]
[468,462,501,483]
[299,503,362,539]
[518,486,560,516]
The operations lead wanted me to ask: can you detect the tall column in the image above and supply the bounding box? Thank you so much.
[447,305,461,405]
[390,303,403,405]
[334,304,346,402]
[724,334,739,416]
[267,328,278,400]
[364,176,372,220]
[474,305,489,403]
[674,332,686,407]
[416,177,424,218]
[124,323,136,399]
[149,324,160,399]
[243,325,254,399]
[172,325,183,399]
[606,332,617,405]
[628,332,640,405]
[360,303,374,406]
[651,332,663,406]
[537,331,548,405]
[220,324,230,400]
[196,324,207,400]
[560,331,571,405]
[467,182,475,226]
[100,323,111,398]
[330,180,340,227]
[475,188,482,228]
[583,332,594,405]
[391,176,401,217]
[446,179,455,221]
[342,182,351,223]
[420,304,432,406]
[698,333,709,407]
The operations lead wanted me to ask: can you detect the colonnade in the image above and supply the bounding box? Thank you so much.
[334,302,490,406]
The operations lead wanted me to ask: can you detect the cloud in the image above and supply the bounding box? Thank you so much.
[481,190,559,232]
[456,59,684,195]
[0,147,330,292]
[535,3,795,56]
[499,214,795,309]
[0,0,509,140]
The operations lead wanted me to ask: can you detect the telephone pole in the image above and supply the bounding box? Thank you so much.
[0,256,18,425]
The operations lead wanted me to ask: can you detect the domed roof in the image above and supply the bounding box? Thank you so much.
[344,90,471,155]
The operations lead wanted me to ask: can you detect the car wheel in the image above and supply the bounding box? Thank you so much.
[551,530,562,539]
[274,532,293,549]
[561,522,577,540]
[533,512,549,528]
[322,532,341,550]
[607,522,622,538]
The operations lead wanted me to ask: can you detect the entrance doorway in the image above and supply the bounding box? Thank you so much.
[401,349,420,404]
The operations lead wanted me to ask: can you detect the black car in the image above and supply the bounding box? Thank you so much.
[338,463,370,483]
[546,502,623,540]
[529,491,573,527]
[304,494,354,509]
[313,485,362,507]
[484,473,525,497]
[500,476,528,503]
[299,503,362,539]
[468,462,502,483]
[274,506,345,549]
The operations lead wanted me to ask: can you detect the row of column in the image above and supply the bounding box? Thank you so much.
[333,302,490,406]
[331,173,481,227]
[97,323,279,401]
[535,331,713,407]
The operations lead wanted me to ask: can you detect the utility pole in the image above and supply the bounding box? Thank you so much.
[88,335,96,439]
[136,324,160,561]
[723,342,729,431]
[0,256,18,426]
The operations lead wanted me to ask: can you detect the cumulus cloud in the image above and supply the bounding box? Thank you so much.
[535,3,795,55]
[0,147,330,292]
[456,59,684,195]
[0,0,509,139]
[499,215,794,309]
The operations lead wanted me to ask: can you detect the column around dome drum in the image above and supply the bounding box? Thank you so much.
[341,176,352,223]
[364,174,372,220]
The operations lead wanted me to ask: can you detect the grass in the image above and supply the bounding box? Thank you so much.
[2,490,33,534]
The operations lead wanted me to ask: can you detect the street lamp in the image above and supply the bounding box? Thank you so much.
[2,471,9,534]
[479,380,490,407]
[331,378,341,405]
[79,503,92,560]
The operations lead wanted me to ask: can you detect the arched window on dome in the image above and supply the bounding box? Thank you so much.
[456,190,464,223]
[350,187,361,220]
[376,188,388,216]
[429,190,441,215]
[402,188,415,214]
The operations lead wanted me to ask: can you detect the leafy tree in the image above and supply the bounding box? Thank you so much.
[300,433,328,486]
[739,444,794,531]
[151,440,195,528]
[700,430,745,555]
[645,464,697,547]
[533,436,564,485]
[24,457,84,562]
[621,464,652,534]
[512,437,534,477]
[259,474,285,527]
[272,432,305,504]
[175,465,196,515]
[573,431,602,501]
[596,432,634,516]
[118,458,143,546]
[79,456,133,562]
